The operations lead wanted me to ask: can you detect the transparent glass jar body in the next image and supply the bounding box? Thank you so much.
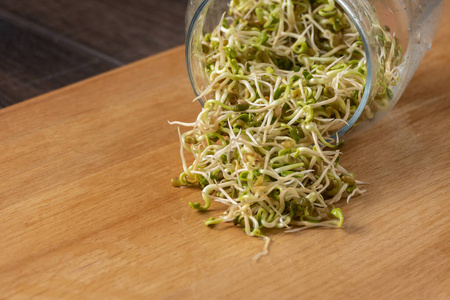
[185,0,444,136]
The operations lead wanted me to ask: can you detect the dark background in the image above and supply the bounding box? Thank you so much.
[0,0,186,107]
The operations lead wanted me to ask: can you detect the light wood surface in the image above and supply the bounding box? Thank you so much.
[1,7,449,300]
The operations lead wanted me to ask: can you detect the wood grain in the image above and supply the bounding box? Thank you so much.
[0,16,118,108]
[0,6,449,300]
[0,0,185,106]
[0,0,186,62]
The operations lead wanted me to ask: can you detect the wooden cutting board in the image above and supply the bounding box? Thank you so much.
[1,7,449,300]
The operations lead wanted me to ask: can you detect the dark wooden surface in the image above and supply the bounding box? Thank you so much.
[0,0,186,107]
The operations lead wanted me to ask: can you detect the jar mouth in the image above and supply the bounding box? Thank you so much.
[185,0,373,137]
[185,0,210,107]
[335,0,372,136]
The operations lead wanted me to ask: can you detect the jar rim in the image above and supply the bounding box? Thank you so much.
[185,0,373,137]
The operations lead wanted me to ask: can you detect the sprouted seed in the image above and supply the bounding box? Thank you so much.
[170,0,401,259]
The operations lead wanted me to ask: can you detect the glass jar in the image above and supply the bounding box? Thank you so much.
[185,0,444,136]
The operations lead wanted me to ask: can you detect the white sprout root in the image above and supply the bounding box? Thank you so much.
[171,0,401,259]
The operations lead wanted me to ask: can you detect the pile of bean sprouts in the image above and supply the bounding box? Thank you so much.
[171,0,400,259]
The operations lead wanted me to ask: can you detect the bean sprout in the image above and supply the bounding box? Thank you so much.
[171,0,401,259]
